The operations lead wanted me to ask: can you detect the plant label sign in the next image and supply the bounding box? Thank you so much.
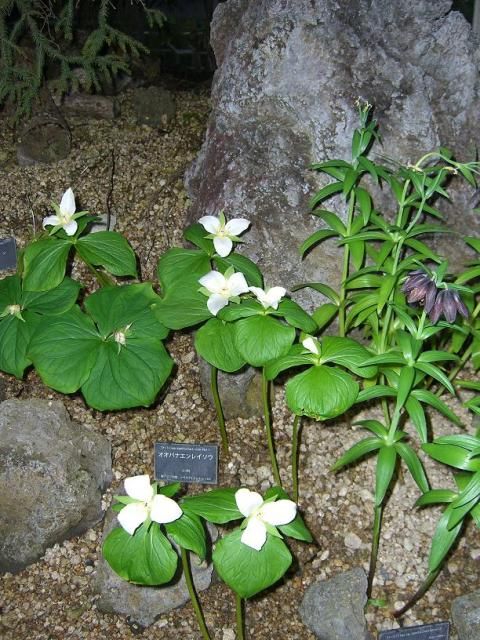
[0,237,16,270]
[379,621,449,640]
[154,442,218,484]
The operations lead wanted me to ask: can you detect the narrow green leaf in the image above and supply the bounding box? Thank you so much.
[309,182,344,209]
[375,445,397,506]
[414,362,455,394]
[396,366,416,412]
[299,229,338,256]
[405,396,428,443]
[292,282,340,305]
[313,303,339,330]
[416,489,456,507]
[428,507,462,573]
[395,442,429,493]
[332,436,383,471]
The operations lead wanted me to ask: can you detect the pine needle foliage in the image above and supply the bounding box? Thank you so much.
[0,0,166,120]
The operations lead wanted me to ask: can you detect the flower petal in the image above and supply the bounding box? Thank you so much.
[225,218,250,236]
[63,220,78,236]
[199,270,226,293]
[60,188,76,215]
[302,337,319,355]
[198,215,221,234]
[117,502,148,535]
[265,286,286,309]
[235,488,263,517]
[260,499,297,526]
[42,215,60,229]
[150,494,182,524]
[227,272,249,296]
[214,236,233,257]
[207,293,228,316]
[241,517,267,550]
[124,474,154,502]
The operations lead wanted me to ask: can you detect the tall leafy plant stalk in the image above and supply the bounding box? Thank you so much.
[289,99,480,609]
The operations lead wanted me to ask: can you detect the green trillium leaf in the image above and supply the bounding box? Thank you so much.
[217,299,263,321]
[153,280,212,329]
[181,488,242,524]
[286,365,359,420]
[214,253,263,288]
[165,512,206,560]
[234,315,296,367]
[28,305,100,392]
[264,344,315,381]
[263,486,313,542]
[22,277,81,315]
[273,298,317,333]
[81,338,173,410]
[84,283,167,339]
[76,231,137,276]
[157,247,210,291]
[22,237,72,291]
[102,523,178,586]
[212,529,292,599]
[0,310,41,378]
[183,223,215,255]
[194,318,246,372]
[0,274,22,309]
[320,337,377,378]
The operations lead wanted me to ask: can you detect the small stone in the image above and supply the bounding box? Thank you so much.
[344,532,363,551]
[222,629,236,640]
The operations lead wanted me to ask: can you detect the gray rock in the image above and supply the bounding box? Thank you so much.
[198,357,263,419]
[132,86,176,129]
[300,567,371,640]
[17,115,71,166]
[94,511,216,628]
[59,93,119,120]
[186,0,480,313]
[452,588,480,640]
[0,399,112,573]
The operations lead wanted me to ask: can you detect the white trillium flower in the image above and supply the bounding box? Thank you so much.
[117,474,182,535]
[198,212,250,257]
[302,336,320,355]
[235,488,297,551]
[42,188,83,236]
[249,286,286,310]
[199,269,249,316]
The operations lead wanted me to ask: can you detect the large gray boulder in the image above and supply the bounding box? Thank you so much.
[0,399,112,573]
[186,0,480,311]
[299,567,371,640]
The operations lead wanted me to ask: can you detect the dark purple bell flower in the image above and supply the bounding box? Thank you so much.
[402,271,469,324]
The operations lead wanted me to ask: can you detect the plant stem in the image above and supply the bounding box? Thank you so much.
[211,365,228,454]
[291,414,302,502]
[262,367,282,487]
[79,255,115,288]
[393,567,441,617]
[180,548,212,640]
[338,190,356,337]
[367,503,383,598]
[236,594,245,640]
